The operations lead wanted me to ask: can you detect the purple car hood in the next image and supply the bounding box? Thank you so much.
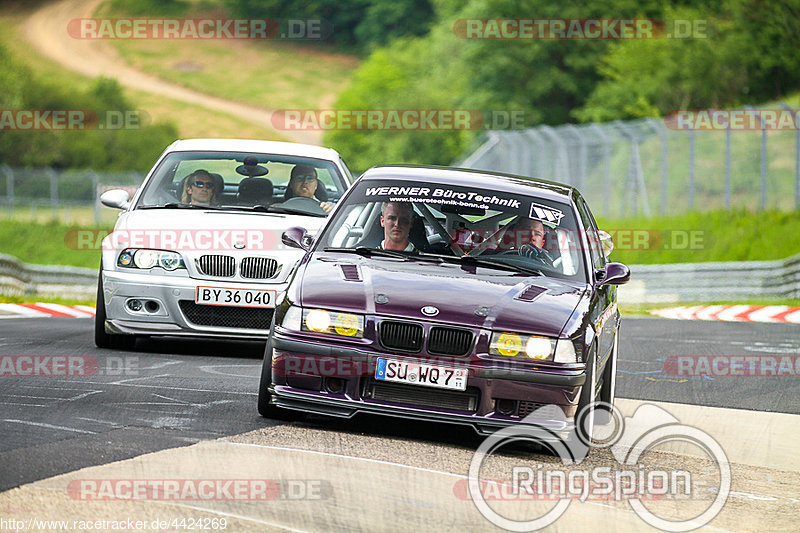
[298,253,587,337]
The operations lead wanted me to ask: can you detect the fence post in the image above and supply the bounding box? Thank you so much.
[1,165,13,217]
[646,119,668,215]
[47,167,59,219]
[745,106,767,210]
[565,124,588,192]
[688,129,695,210]
[725,127,731,210]
[780,102,798,210]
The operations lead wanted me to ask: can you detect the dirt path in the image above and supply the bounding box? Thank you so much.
[22,0,321,145]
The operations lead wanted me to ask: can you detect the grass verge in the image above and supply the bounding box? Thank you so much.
[0,219,107,269]
[596,209,800,265]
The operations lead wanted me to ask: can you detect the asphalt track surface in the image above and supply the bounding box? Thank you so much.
[0,316,798,492]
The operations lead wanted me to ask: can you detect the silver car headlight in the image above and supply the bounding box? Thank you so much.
[118,249,185,271]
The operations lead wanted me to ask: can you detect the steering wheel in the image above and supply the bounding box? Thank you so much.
[276,196,327,215]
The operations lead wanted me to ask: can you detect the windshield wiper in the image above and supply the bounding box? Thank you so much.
[451,254,544,276]
[268,205,327,217]
[323,246,411,259]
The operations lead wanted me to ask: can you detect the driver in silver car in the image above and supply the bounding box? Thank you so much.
[285,164,333,213]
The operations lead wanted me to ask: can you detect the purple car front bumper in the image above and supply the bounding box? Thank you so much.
[268,330,587,436]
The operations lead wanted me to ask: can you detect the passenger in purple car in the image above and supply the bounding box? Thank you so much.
[515,218,555,266]
[379,202,415,251]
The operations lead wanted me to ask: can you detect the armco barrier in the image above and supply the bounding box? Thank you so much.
[1,251,798,305]
[0,253,96,300]
[619,252,800,304]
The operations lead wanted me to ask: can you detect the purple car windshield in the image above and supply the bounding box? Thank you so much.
[317,180,589,282]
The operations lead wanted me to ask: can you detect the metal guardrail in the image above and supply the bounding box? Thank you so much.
[619,252,800,304]
[0,253,97,300]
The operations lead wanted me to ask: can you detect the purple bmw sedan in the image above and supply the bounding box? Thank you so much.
[258,165,630,442]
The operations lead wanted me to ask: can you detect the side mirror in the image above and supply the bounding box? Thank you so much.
[598,262,630,285]
[598,230,614,257]
[99,189,131,210]
[282,226,310,251]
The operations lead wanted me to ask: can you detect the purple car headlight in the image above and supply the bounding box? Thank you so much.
[280,307,365,338]
[489,332,578,363]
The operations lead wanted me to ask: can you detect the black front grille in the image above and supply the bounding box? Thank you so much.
[179,301,273,329]
[364,380,478,412]
[427,327,474,356]
[518,401,546,418]
[240,257,279,279]
[379,321,423,352]
[197,255,235,277]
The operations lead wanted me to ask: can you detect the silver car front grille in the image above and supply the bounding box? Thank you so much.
[195,255,280,279]
[197,255,236,277]
[240,257,279,279]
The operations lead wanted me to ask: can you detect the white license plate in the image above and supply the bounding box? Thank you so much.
[195,286,276,308]
[375,358,467,391]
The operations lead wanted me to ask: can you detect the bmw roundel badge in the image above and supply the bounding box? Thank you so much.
[421,305,439,317]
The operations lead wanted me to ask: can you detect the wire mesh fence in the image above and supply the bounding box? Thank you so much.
[455,104,800,218]
[0,166,144,225]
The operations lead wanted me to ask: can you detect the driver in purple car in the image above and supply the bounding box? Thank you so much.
[380,202,415,251]
[287,165,333,213]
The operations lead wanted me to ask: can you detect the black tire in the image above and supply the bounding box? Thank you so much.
[257,334,304,421]
[94,271,136,350]
[575,343,599,447]
[599,331,618,408]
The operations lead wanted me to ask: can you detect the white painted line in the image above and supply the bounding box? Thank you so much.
[2,418,95,434]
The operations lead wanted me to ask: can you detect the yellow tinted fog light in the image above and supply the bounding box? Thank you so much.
[494,333,523,357]
[333,313,360,337]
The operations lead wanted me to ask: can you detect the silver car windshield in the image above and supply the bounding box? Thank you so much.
[135,151,347,214]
